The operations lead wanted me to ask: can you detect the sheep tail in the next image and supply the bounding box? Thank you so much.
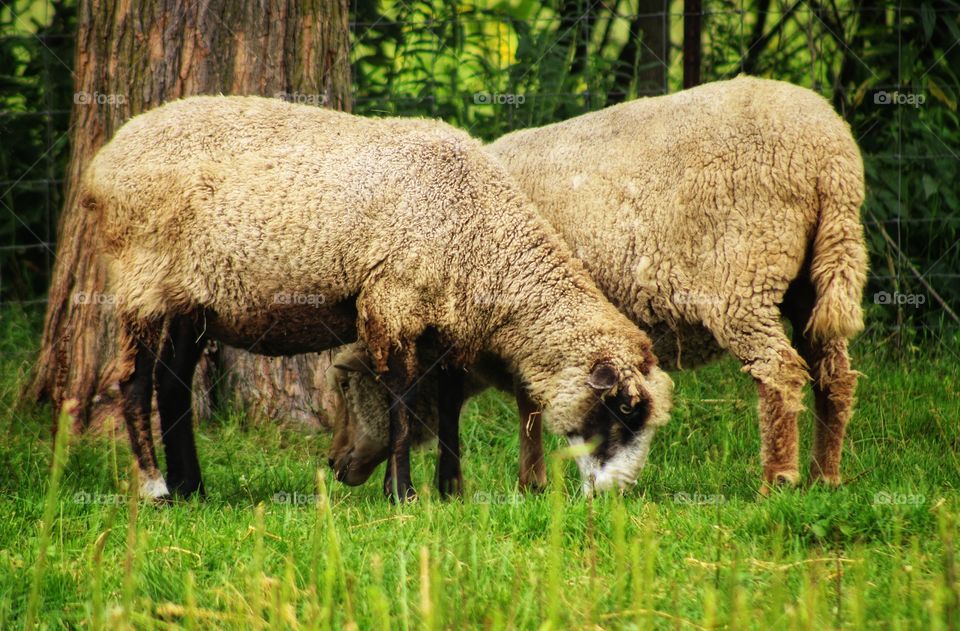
[805,148,868,343]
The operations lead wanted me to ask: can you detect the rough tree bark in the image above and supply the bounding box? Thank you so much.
[610,0,667,104]
[29,0,352,431]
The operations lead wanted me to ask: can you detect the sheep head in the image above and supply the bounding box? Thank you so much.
[325,345,393,486]
[326,344,440,485]
[560,359,674,495]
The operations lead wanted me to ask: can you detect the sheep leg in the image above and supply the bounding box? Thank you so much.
[382,346,418,503]
[119,333,168,500]
[782,282,857,487]
[799,338,857,486]
[156,316,207,498]
[715,314,808,492]
[515,385,546,492]
[436,366,465,498]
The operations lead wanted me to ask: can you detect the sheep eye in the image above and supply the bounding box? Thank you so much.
[339,380,350,391]
[618,403,633,415]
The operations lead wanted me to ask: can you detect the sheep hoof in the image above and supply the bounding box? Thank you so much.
[808,472,842,488]
[759,471,800,496]
[519,479,547,495]
[774,472,798,486]
[438,475,464,500]
[168,478,206,500]
[140,476,171,503]
[384,479,418,504]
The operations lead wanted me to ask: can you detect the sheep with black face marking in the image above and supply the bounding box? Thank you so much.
[329,76,867,492]
[85,95,673,501]
[489,76,867,490]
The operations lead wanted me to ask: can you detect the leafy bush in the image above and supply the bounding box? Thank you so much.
[0,0,74,302]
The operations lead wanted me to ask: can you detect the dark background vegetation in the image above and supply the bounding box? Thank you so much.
[2,0,958,337]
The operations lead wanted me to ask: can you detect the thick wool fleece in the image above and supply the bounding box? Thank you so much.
[84,95,668,439]
[488,76,867,485]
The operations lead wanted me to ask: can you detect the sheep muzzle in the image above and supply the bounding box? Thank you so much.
[573,365,674,493]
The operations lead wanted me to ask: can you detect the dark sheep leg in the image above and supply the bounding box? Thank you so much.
[120,330,167,499]
[156,315,207,498]
[436,366,465,498]
[516,385,546,492]
[382,345,418,503]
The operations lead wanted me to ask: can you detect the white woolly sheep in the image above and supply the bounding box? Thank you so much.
[84,95,674,501]
[490,75,867,489]
[330,76,867,492]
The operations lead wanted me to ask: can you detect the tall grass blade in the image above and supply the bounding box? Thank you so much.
[23,399,75,630]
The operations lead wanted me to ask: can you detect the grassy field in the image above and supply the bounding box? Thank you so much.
[1,305,958,629]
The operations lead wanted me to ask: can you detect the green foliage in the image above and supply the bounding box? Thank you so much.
[843,3,960,330]
[0,0,75,302]
[352,0,960,329]
[351,0,672,139]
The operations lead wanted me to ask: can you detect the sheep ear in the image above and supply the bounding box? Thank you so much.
[587,361,619,391]
[333,347,371,373]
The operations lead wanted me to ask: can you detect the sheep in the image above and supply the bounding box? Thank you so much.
[84,95,674,501]
[330,76,867,492]
[326,344,548,491]
[490,75,867,490]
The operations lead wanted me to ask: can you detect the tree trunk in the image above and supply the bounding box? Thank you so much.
[682,0,702,88]
[609,0,667,104]
[29,0,352,431]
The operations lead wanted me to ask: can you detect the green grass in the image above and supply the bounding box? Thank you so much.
[1,304,958,629]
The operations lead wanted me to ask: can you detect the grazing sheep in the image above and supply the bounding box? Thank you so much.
[326,344,548,491]
[331,76,866,492]
[490,76,867,489]
[85,95,674,501]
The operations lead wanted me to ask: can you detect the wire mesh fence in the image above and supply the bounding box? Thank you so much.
[1,0,958,338]
[0,0,74,305]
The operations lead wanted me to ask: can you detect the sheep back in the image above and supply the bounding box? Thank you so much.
[489,75,867,366]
